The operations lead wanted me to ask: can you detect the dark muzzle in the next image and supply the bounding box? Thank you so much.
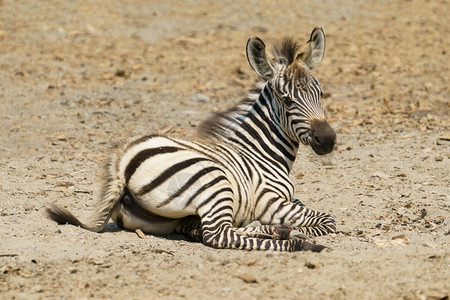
[310,119,336,155]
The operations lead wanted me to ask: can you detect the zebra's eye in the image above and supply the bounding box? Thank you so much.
[281,96,291,104]
[320,91,323,97]
[277,57,288,65]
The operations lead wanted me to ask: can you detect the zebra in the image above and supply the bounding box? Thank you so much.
[47,27,337,252]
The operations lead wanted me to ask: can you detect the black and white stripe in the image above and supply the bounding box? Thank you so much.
[47,27,337,252]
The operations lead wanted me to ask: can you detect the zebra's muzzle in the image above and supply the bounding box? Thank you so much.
[310,119,336,155]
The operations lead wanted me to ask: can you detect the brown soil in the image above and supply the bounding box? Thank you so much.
[0,1,449,299]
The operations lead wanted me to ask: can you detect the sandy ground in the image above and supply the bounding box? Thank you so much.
[0,0,449,299]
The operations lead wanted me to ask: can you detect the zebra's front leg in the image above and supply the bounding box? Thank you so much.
[257,197,336,237]
[237,222,302,240]
[198,197,326,252]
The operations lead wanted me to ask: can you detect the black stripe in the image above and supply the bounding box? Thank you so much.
[248,237,253,250]
[182,175,229,208]
[206,201,234,218]
[125,134,159,150]
[216,145,251,182]
[278,203,290,224]
[255,194,279,220]
[268,200,285,223]
[232,131,288,174]
[157,166,222,208]
[137,157,211,196]
[265,181,292,202]
[256,93,298,150]
[201,211,233,228]
[238,120,289,171]
[225,133,289,180]
[248,111,296,162]
[125,146,181,184]
[290,118,308,126]
[197,192,233,213]
[241,154,253,181]
[234,184,244,220]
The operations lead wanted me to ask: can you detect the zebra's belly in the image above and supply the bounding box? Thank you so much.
[111,203,183,235]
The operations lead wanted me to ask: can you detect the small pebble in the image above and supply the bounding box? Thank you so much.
[305,262,317,269]
[221,260,230,266]
[32,285,43,293]
[191,93,210,103]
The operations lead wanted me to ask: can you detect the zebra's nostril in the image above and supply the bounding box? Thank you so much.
[314,136,322,145]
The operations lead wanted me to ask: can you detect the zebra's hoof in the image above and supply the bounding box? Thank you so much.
[298,240,327,252]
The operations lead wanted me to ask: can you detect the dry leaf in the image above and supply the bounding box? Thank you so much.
[296,172,305,179]
[101,72,114,80]
[157,125,175,135]
[151,248,174,256]
[135,229,149,239]
[55,134,67,141]
[371,171,390,179]
[438,134,450,141]
[353,119,365,126]
[245,259,258,266]
[236,274,258,283]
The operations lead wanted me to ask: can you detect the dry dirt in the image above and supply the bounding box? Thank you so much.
[0,0,449,299]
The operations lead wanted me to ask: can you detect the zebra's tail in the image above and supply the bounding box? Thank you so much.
[45,184,123,232]
[46,148,125,232]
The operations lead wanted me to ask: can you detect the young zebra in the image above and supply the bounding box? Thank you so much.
[47,27,337,252]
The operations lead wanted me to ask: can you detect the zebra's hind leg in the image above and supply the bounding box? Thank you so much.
[292,198,305,207]
[174,216,202,242]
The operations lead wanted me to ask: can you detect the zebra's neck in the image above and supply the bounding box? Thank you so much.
[198,82,299,174]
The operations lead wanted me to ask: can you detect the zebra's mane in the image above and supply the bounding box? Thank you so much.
[196,86,262,141]
[270,37,301,65]
[197,37,301,141]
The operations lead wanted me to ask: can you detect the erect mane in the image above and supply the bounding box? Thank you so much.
[270,37,301,65]
[196,81,265,140]
[196,97,255,141]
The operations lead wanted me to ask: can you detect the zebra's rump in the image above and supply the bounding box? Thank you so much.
[117,135,230,219]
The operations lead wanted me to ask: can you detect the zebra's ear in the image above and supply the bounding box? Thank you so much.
[296,27,326,70]
[246,36,277,80]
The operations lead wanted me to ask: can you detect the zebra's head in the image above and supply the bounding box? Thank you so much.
[246,27,336,155]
